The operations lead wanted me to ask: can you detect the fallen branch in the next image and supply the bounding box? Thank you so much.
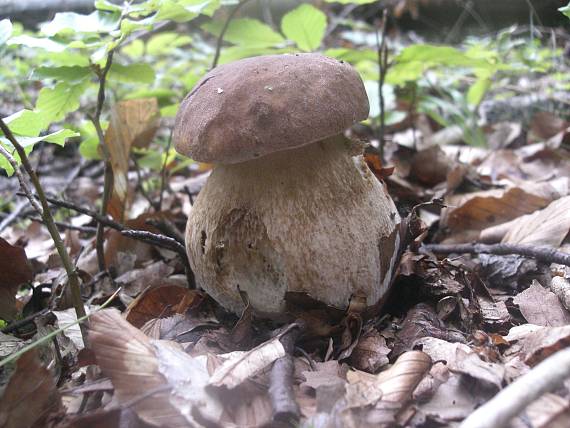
[460,347,570,428]
[424,243,570,267]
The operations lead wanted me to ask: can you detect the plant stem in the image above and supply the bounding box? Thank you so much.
[211,0,255,69]
[91,50,115,272]
[0,118,87,340]
[375,9,389,163]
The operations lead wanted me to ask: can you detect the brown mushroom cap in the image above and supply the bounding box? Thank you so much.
[173,53,369,164]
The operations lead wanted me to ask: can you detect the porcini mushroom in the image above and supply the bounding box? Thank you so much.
[173,53,401,316]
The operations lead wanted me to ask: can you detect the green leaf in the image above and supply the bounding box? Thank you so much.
[215,46,286,65]
[3,110,44,136]
[155,0,221,22]
[34,66,91,83]
[467,76,491,106]
[95,0,124,12]
[36,82,87,126]
[8,35,67,52]
[147,33,193,55]
[0,19,12,46]
[281,4,327,52]
[109,63,155,84]
[560,3,570,19]
[324,0,376,4]
[41,11,120,36]
[48,51,91,67]
[122,39,145,58]
[0,129,78,175]
[160,104,179,118]
[78,121,103,160]
[203,18,284,47]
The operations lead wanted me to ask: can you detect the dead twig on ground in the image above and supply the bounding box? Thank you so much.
[269,322,305,425]
[424,243,570,267]
[460,347,570,428]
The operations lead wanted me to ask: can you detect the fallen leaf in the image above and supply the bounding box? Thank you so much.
[349,327,390,373]
[513,281,570,327]
[104,98,160,221]
[0,237,33,320]
[125,284,204,328]
[89,309,222,427]
[0,349,62,428]
[209,335,286,389]
[502,195,570,246]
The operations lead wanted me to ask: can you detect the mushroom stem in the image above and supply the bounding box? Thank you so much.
[186,136,401,316]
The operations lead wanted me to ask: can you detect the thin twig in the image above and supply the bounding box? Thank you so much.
[460,347,570,428]
[211,0,255,69]
[91,50,115,272]
[120,229,186,256]
[0,118,87,341]
[158,129,173,211]
[0,199,28,233]
[424,243,570,267]
[375,9,389,163]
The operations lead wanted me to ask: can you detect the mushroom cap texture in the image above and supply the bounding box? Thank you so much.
[173,53,369,164]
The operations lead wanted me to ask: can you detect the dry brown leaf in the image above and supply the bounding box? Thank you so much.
[349,327,390,373]
[0,348,62,428]
[104,98,160,221]
[115,260,175,297]
[345,351,431,409]
[502,195,570,246]
[0,237,33,320]
[208,335,286,389]
[441,180,565,235]
[513,281,570,327]
[125,284,204,328]
[89,309,222,427]
[416,337,504,390]
[302,360,348,390]
[503,324,570,366]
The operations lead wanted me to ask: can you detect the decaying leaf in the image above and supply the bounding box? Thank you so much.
[125,283,204,328]
[513,281,570,327]
[0,349,62,428]
[502,195,570,246]
[89,309,222,427]
[104,98,160,221]
[0,237,33,320]
[441,180,566,237]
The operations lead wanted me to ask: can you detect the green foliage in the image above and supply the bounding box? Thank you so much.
[0,0,566,177]
[281,4,327,52]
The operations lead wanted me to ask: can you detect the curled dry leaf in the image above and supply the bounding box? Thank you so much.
[513,281,570,327]
[349,327,390,373]
[504,324,570,366]
[0,349,62,428]
[0,237,33,320]
[209,334,286,389]
[551,276,570,311]
[89,308,223,427]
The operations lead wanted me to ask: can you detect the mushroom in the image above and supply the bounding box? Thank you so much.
[173,53,401,316]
